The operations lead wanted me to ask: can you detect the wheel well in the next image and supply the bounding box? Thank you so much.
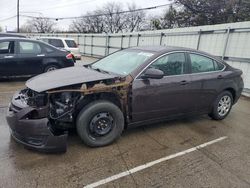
[44,63,60,70]
[224,88,236,102]
[75,92,122,117]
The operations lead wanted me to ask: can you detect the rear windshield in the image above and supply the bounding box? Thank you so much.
[65,40,77,48]
[48,39,64,48]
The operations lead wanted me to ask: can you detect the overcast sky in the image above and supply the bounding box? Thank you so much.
[0,0,169,32]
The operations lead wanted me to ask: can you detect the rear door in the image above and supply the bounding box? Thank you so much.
[0,40,19,76]
[16,41,44,75]
[187,53,226,113]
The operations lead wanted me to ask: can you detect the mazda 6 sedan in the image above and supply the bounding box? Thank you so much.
[6,46,244,152]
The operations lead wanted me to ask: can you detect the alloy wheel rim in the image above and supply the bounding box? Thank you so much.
[217,95,231,117]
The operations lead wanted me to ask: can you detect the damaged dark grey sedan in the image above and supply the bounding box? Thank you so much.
[6,46,244,152]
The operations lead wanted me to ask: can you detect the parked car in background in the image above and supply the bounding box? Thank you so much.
[0,33,26,38]
[6,46,244,152]
[39,37,81,60]
[0,37,75,77]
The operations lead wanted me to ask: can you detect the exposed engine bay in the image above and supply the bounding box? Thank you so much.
[17,76,131,130]
[49,92,81,123]
[7,68,132,152]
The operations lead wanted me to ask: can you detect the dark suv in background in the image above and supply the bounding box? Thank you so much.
[0,38,75,77]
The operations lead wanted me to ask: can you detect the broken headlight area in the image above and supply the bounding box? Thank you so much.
[7,92,68,153]
[17,88,48,108]
[49,92,81,124]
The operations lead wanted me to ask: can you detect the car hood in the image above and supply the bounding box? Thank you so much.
[26,67,117,92]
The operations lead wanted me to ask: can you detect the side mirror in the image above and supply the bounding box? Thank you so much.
[141,68,164,79]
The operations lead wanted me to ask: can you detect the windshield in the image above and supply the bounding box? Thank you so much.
[91,50,154,76]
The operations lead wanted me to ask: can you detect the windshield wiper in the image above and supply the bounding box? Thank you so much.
[89,65,110,74]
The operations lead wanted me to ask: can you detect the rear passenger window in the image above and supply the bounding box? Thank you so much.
[214,61,225,71]
[190,54,215,73]
[19,42,41,54]
[43,46,54,53]
[49,39,64,48]
[0,41,14,54]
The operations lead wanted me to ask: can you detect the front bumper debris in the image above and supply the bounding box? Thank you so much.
[6,91,68,153]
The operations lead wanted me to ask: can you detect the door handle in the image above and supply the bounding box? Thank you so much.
[180,80,189,85]
[217,75,223,79]
[37,54,45,57]
[4,55,14,58]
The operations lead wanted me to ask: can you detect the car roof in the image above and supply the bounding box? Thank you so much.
[0,37,54,44]
[0,33,26,38]
[130,45,200,53]
[0,37,36,41]
[0,37,62,50]
[130,45,223,62]
[39,37,75,41]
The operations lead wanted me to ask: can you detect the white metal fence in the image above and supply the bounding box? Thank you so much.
[26,21,250,90]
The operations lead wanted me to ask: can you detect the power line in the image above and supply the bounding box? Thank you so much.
[0,5,17,17]
[20,3,173,21]
[0,15,17,22]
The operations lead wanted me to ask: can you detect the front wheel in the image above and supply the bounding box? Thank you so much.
[209,91,233,120]
[76,100,124,147]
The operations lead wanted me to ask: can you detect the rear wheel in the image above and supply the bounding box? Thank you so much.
[209,91,233,120]
[76,100,124,147]
[44,64,59,72]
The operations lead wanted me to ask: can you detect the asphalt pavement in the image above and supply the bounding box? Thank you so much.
[0,57,250,188]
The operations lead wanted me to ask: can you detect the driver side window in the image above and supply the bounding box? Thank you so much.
[149,53,186,76]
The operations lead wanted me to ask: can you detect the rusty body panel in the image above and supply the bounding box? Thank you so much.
[48,75,133,123]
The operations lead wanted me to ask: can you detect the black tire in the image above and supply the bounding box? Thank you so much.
[76,100,124,147]
[44,64,59,73]
[209,91,233,120]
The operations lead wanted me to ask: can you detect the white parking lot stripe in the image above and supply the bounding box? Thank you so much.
[84,136,227,188]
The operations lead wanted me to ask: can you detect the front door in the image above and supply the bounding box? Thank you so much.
[0,40,19,76]
[131,52,192,123]
[16,41,44,75]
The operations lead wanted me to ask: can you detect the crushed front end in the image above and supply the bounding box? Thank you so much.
[6,89,68,153]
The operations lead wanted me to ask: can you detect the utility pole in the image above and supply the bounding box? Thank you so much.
[17,0,19,33]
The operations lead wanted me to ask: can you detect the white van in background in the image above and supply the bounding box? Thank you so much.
[39,37,81,60]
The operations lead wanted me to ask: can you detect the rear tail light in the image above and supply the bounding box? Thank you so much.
[66,53,73,59]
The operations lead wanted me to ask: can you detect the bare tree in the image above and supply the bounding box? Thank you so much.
[125,3,146,32]
[70,12,105,33]
[69,2,146,33]
[26,17,56,33]
[85,10,105,33]
[100,2,127,33]
[19,23,35,33]
[70,17,88,33]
